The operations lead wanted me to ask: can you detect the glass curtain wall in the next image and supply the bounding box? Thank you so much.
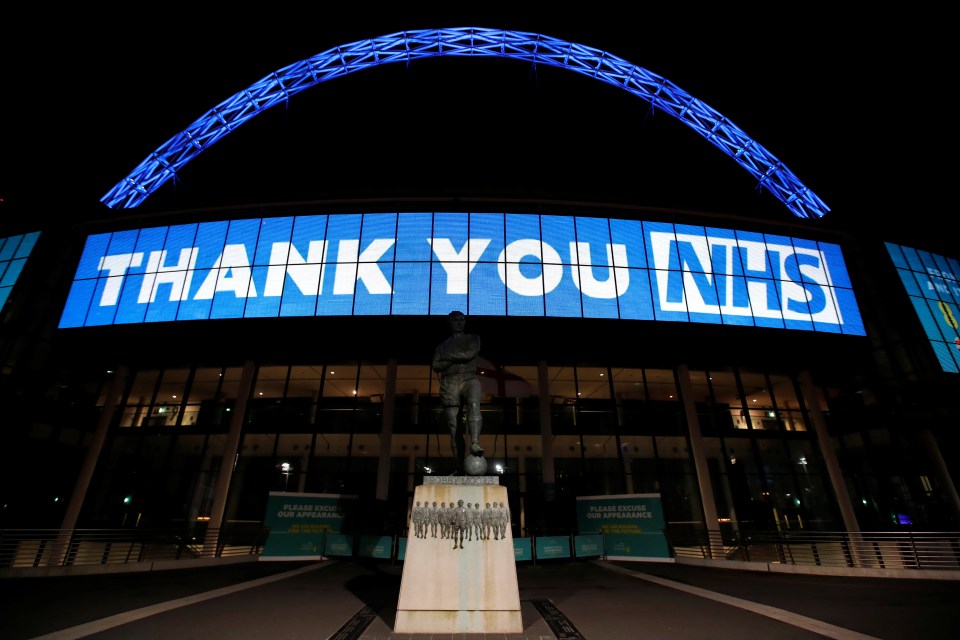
[78,359,858,536]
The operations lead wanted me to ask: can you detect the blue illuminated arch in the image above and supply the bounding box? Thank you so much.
[101,27,829,219]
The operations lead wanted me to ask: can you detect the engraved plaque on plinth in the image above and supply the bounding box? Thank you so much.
[394,477,522,634]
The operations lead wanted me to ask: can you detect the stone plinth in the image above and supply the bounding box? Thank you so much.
[394,478,521,634]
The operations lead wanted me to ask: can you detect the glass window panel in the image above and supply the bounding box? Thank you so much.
[170,434,207,472]
[127,369,159,406]
[390,434,428,457]
[686,370,711,404]
[645,368,677,402]
[145,369,187,427]
[394,365,433,431]
[725,437,758,474]
[769,373,801,410]
[395,364,434,396]
[287,366,322,399]
[139,433,172,471]
[621,434,656,474]
[314,433,354,456]
[119,401,150,428]
[547,367,577,401]
[186,368,222,404]
[581,435,620,460]
[611,367,645,401]
[755,438,792,473]
[204,433,230,461]
[275,433,314,458]
[784,438,823,475]
[498,365,537,399]
[576,366,610,399]
[275,435,313,492]
[240,433,276,457]
[357,363,388,400]
[219,367,245,401]
[781,409,807,432]
[739,370,771,429]
[351,434,381,458]
[655,435,694,474]
[253,366,288,398]
[182,367,224,428]
[506,434,542,458]
[749,408,781,431]
[323,363,359,397]
[553,435,584,461]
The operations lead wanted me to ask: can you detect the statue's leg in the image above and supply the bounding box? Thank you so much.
[466,378,484,456]
[467,401,484,456]
[446,408,459,454]
[445,406,462,473]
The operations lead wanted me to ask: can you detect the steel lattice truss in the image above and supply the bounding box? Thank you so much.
[101,27,829,219]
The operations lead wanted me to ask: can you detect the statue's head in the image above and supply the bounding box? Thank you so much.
[447,310,466,331]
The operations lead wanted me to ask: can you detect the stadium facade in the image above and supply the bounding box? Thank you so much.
[1,28,958,545]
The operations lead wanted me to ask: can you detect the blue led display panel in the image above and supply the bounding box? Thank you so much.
[0,232,40,311]
[58,213,865,337]
[886,243,960,373]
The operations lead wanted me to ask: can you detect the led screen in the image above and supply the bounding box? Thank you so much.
[886,243,960,373]
[58,213,864,336]
[0,232,40,311]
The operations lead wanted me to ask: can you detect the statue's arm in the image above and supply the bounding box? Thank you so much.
[432,344,450,373]
[443,334,481,362]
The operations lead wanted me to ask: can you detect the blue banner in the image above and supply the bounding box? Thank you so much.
[535,535,572,560]
[603,533,671,560]
[59,212,863,336]
[260,492,356,560]
[886,243,960,373]
[574,534,605,558]
[358,535,393,559]
[576,494,670,560]
[324,533,355,557]
[514,537,532,562]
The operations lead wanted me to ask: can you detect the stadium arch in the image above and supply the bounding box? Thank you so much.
[101,27,829,220]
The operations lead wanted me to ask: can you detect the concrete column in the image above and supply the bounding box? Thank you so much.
[53,366,130,564]
[407,454,416,493]
[676,364,720,555]
[518,455,526,536]
[204,360,256,556]
[376,359,397,501]
[797,370,860,533]
[919,428,960,521]
[537,361,555,501]
[297,451,309,493]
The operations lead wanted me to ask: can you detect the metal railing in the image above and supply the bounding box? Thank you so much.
[666,525,960,571]
[5,523,960,575]
[0,523,268,570]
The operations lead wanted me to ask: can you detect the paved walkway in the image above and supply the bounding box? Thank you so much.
[2,558,958,639]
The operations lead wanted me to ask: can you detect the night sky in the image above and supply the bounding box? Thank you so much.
[2,8,956,257]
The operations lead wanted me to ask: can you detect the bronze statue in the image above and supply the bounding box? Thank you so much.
[432,310,484,473]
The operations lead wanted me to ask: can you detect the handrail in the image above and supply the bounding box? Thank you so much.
[4,525,959,575]
[665,525,960,571]
[0,524,268,570]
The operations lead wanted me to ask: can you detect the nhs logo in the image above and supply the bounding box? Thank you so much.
[58,213,864,336]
